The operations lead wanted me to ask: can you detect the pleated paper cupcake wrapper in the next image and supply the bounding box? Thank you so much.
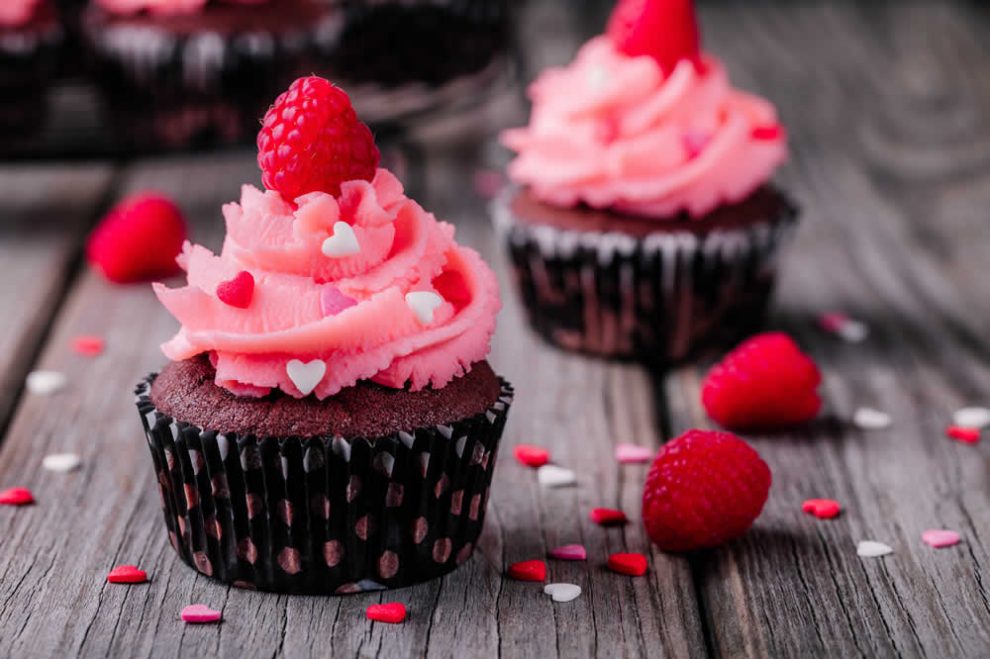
[135,376,513,595]
[492,190,799,363]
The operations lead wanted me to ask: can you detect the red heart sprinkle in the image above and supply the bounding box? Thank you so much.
[507,559,547,582]
[607,552,648,576]
[72,335,105,356]
[590,508,629,526]
[216,271,255,309]
[107,565,148,584]
[0,487,34,506]
[366,603,407,624]
[801,498,841,519]
[752,124,784,141]
[513,444,550,468]
[946,425,981,444]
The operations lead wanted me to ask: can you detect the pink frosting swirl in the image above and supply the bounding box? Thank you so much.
[96,0,264,16]
[503,36,787,219]
[154,169,501,399]
[0,0,39,28]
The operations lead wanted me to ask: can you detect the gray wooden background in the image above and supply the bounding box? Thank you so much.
[2,1,990,657]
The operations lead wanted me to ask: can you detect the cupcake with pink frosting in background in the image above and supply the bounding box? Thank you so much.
[1,0,63,143]
[493,0,798,363]
[135,76,511,594]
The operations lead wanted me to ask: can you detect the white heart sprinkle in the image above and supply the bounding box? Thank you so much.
[852,408,892,430]
[26,370,67,395]
[321,221,360,258]
[405,291,443,325]
[857,540,893,558]
[953,407,990,429]
[837,320,869,343]
[537,465,576,488]
[286,359,326,396]
[543,583,582,603]
[42,453,81,473]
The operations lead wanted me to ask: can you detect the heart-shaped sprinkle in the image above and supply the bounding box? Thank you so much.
[615,443,652,464]
[548,544,587,561]
[181,604,222,624]
[72,335,105,356]
[946,425,981,444]
[543,583,582,603]
[42,453,81,473]
[320,285,357,317]
[607,552,647,576]
[366,602,407,624]
[26,370,67,396]
[286,359,326,397]
[589,508,628,526]
[856,540,893,558]
[405,291,443,325]
[0,487,34,506]
[818,312,868,342]
[751,124,784,141]
[802,498,841,519]
[513,444,550,468]
[107,565,148,584]
[321,221,360,257]
[852,408,891,430]
[921,529,961,549]
[953,407,990,429]
[537,465,576,488]
[216,271,255,309]
[507,560,546,582]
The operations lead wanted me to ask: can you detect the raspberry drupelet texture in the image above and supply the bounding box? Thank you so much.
[642,429,771,552]
[257,76,380,201]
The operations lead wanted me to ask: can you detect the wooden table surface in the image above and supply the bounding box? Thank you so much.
[2,1,990,657]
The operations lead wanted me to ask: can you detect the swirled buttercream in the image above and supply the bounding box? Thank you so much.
[96,0,264,16]
[0,0,40,27]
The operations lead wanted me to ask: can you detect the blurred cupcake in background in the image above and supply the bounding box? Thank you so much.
[1,0,63,144]
[81,0,337,150]
[493,0,798,364]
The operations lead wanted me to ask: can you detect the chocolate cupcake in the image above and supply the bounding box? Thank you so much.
[138,77,510,594]
[82,0,338,150]
[494,0,799,364]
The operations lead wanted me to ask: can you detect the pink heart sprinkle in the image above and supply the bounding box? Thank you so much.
[615,443,653,464]
[320,285,358,317]
[818,312,849,333]
[180,604,222,624]
[921,529,961,549]
[548,544,587,561]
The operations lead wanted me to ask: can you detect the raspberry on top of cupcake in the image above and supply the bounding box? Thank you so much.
[153,76,501,400]
[95,0,264,16]
[502,0,787,219]
[0,0,41,27]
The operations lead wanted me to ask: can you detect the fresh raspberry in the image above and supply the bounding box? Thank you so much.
[702,332,822,431]
[607,0,701,75]
[642,430,771,552]
[257,76,380,201]
[86,192,186,284]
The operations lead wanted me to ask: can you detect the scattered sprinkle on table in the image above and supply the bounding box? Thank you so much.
[857,541,893,558]
[607,553,648,576]
[366,603,407,624]
[945,425,981,444]
[514,444,550,468]
[26,370,67,396]
[589,507,628,526]
[507,560,546,582]
[0,487,34,506]
[71,335,105,357]
[42,453,81,473]
[852,407,891,430]
[537,465,576,488]
[818,312,868,342]
[548,544,587,561]
[543,583,582,603]
[802,498,842,519]
[107,565,148,584]
[181,604,222,624]
[615,443,653,464]
[921,529,961,549]
[953,407,990,429]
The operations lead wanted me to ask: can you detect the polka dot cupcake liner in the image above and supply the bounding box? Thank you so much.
[492,188,799,364]
[135,375,513,595]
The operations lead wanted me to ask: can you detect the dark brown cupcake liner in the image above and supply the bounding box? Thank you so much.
[492,189,799,364]
[135,375,513,594]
